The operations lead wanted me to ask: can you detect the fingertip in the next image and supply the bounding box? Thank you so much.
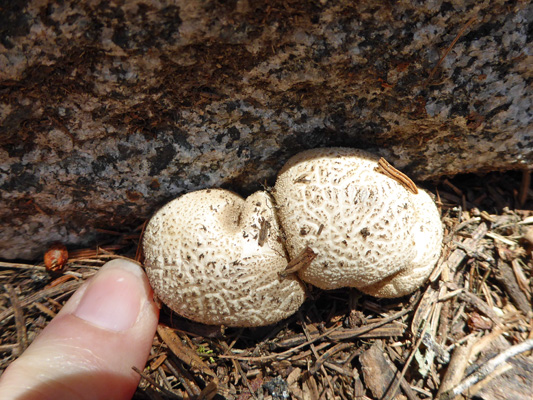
[0,259,159,400]
[73,260,148,332]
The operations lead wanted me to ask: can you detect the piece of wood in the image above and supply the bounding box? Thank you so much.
[494,259,532,315]
[439,339,533,400]
[436,337,476,398]
[359,341,418,400]
[279,246,317,278]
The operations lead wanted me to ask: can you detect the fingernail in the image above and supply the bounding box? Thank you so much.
[74,260,143,332]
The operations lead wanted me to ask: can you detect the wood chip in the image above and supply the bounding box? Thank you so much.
[494,259,532,315]
[436,336,476,399]
[360,341,417,400]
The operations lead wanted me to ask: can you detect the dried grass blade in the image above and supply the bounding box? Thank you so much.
[309,342,353,375]
[132,365,181,399]
[4,284,28,353]
[0,261,45,271]
[0,280,82,324]
[156,325,218,384]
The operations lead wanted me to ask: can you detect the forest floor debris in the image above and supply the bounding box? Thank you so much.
[1,170,532,400]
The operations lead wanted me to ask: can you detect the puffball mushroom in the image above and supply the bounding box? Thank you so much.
[142,188,306,327]
[273,147,443,298]
[143,147,444,326]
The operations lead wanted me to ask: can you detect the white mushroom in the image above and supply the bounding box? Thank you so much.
[273,147,443,298]
[143,188,306,327]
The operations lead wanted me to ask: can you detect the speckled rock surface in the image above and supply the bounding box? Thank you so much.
[1,0,531,259]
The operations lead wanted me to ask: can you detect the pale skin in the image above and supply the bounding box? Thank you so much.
[0,259,159,400]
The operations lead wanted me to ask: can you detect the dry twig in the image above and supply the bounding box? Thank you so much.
[439,339,533,400]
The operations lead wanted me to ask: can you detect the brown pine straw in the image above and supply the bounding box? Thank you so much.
[1,171,532,399]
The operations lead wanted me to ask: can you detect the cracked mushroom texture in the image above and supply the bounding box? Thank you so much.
[273,147,443,298]
[142,189,306,327]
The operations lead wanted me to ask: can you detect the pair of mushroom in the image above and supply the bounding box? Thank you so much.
[142,148,443,327]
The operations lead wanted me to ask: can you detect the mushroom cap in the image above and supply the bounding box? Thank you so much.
[143,188,306,327]
[273,147,443,297]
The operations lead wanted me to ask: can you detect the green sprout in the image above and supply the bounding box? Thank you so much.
[197,345,215,363]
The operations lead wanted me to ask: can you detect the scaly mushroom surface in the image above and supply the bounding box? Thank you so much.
[143,189,306,327]
[273,147,443,297]
[144,148,444,326]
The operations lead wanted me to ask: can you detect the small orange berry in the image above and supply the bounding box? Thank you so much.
[44,243,68,272]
